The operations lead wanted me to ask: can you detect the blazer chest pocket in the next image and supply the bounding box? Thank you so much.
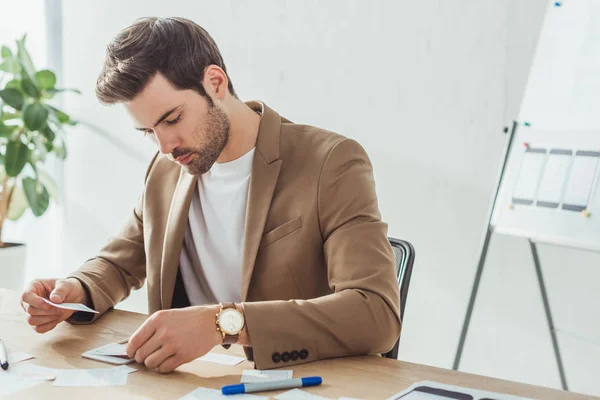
[259,216,302,249]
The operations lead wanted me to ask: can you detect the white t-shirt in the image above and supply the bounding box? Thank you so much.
[179,147,256,305]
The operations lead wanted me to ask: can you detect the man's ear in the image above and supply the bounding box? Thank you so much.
[203,65,229,100]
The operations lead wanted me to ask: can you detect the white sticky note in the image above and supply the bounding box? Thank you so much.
[111,365,137,374]
[15,364,58,381]
[8,352,35,364]
[93,342,128,356]
[179,386,268,400]
[0,364,57,396]
[242,369,293,383]
[0,371,42,397]
[42,297,99,313]
[275,388,332,400]
[53,368,128,387]
[198,352,245,366]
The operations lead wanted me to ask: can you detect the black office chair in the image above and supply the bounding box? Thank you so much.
[382,237,415,360]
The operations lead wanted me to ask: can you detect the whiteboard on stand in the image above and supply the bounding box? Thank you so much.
[491,0,600,251]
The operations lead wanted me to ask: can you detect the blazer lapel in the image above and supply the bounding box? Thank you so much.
[241,102,283,301]
[160,169,197,309]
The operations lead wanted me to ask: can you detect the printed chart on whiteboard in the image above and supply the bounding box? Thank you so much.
[491,128,600,251]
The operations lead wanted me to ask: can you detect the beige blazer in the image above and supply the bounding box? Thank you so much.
[70,102,401,369]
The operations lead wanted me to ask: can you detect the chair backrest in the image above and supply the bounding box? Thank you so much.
[382,237,415,359]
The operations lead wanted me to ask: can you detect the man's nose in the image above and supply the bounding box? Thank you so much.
[154,130,180,155]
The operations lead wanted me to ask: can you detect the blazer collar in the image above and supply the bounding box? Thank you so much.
[241,101,283,300]
[160,101,284,308]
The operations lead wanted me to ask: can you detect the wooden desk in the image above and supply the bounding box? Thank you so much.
[0,289,592,400]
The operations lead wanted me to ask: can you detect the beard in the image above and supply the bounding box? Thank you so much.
[172,103,230,176]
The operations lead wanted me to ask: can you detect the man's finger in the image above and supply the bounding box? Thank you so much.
[134,331,165,364]
[24,304,63,317]
[127,318,158,358]
[21,291,51,310]
[142,344,174,370]
[49,279,75,304]
[157,354,181,374]
[34,320,59,334]
[26,314,61,327]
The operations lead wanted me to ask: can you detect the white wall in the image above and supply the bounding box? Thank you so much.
[43,0,600,396]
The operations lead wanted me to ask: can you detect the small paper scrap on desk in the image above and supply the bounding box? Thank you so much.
[242,369,293,383]
[53,367,130,387]
[42,297,99,313]
[93,342,129,357]
[198,352,245,366]
[16,364,58,381]
[111,365,137,374]
[8,352,35,364]
[0,369,43,397]
[0,364,58,398]
[179,386,268,400]
[275,388,332,400]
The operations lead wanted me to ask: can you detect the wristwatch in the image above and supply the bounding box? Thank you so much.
[216,302,245,346]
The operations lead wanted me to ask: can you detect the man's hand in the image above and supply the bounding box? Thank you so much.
[126,306,222,373]
[21,278,88,333]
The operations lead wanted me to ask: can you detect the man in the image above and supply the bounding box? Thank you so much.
[21,17,401,373]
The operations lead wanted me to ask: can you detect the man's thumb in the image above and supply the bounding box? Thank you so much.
[50,280,71,303]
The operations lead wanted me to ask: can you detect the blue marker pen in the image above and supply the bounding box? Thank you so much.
[222,376,322,395]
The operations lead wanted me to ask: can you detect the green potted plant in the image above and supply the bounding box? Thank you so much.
[0,35,78,290]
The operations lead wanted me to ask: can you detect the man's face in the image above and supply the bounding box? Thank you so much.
[127,73,230,175]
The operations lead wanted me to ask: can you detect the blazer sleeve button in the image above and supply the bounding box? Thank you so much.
[272,352,281,363]
[281,352,291,362]
[299,349,309,360]
[290,351,299,361]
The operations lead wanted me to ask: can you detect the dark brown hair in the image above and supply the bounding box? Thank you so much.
[96,17,236,105]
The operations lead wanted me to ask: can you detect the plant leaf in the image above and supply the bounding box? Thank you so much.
[4,140,30,176]
[23,103,48,131]
[38,169,60,203]
[48,105,70,124]
[41,124,55,142]
[21,77,40,98]
[47,87,82,95]
[22,177,49,217]
[5,79,22,91]
[0,88,24,110]
[0,123,16,138]
[16,35,37,81]
[35,70,56,90]
[54,141,67,160]
[1,46,12,59]
[6,183,29,221]
[0,60,12,73]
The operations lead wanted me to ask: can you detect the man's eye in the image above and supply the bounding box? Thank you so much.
[166,115,181,126]
[142,130,154,138]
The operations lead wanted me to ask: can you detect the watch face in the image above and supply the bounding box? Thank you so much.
[219,308,245,335]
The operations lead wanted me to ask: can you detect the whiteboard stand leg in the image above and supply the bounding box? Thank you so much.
[452,225,493,370]
[453,121,518,371]
[529,239,569,391]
